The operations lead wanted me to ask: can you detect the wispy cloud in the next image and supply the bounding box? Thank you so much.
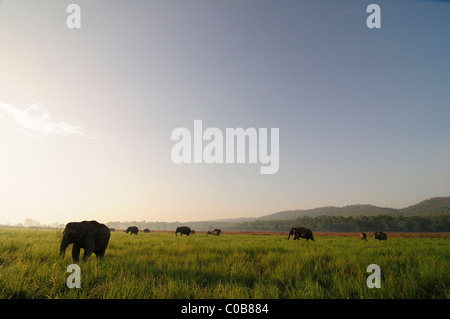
[0,102,90,139]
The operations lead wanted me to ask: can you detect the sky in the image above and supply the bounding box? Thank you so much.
[0,0,449,225]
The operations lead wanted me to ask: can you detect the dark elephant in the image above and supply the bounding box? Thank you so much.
[60,220,110,263]
[360,232,367,240]
[144,228,150,233]
[175,226,191,236]
[287,227,315,241]
[126,226,139,235]
[374,231,387,240]
[207,229,220,236]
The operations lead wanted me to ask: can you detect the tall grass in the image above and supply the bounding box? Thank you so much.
[0,228,448,299]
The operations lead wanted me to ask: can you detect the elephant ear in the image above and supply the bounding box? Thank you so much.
[68,223,87,242]
[78,223,88,240]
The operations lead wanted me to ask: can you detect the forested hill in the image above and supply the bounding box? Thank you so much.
[258,196,450,220]
[399,196,450,216]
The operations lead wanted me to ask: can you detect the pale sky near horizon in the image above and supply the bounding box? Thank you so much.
[0,0,449,225]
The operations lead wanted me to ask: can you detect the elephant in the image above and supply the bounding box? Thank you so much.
[126,226,139,235]
[175,226,191,236]
[287,227,315,241]
[60,220,110,263]
[208,229,221,236]
[144,228,150,233]
[360,232,367,240]
[374,231,387,240]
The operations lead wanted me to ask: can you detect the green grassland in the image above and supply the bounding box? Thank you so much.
[0,228,448,299]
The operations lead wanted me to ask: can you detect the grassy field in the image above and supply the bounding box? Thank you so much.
[0,227,448,299]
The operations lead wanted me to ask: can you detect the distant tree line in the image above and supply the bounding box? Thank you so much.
[105,214,450,233]
[226,214,450,232]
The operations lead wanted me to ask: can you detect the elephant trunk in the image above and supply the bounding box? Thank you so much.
[287,229,292,240]
[59,238,70,257]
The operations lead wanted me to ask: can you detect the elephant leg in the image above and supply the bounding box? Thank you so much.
[95,246,107,259]
[82,250,93,261]
[72,244,81,263]
[82,244,94,261]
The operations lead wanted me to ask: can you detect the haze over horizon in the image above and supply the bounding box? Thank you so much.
[1,1,449,225]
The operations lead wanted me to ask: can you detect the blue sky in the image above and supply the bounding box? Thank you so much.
[0,0,449,225]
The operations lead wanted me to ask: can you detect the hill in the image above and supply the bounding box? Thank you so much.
[399,196,450,216]
[257,205,397,220]
[258,196,450,220]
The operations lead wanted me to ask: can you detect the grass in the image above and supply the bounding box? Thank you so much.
[0,228,448,299]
